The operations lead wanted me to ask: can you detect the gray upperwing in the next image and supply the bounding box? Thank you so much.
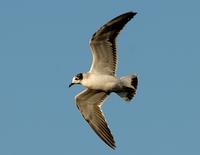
[75,89,116,149]
[89,12,137,75]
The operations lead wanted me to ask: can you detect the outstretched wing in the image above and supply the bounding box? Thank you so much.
[75,89,116,149]
[89,12,137,75]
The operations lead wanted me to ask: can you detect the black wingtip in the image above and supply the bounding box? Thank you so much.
[133,12,137,17]
[132,11,138,15]
[121,11,137,18]
[111,11,137,26]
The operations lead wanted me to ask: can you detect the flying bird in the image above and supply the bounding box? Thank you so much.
[69,11,138,149]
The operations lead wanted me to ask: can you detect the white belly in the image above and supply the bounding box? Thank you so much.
[82,73,120,91]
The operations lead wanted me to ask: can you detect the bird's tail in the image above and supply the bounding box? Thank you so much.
[116,75,138,101]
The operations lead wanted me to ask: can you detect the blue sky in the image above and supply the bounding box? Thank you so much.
[0,0,200,154]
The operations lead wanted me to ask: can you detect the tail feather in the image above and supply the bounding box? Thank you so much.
[131,75,138,89]
[116,75,138,101]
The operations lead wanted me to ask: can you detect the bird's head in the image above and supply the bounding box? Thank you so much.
[69,73,83,87]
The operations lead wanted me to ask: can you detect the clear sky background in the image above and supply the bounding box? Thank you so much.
[1,0,200,155]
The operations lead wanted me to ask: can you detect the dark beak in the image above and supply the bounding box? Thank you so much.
[69,83,74,88]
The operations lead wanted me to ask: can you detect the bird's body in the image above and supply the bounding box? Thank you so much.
[69,11,138,149]
[81,73,120,92]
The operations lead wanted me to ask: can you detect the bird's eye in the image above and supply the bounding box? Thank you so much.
[75,77,79,80]
[76,73,83,80]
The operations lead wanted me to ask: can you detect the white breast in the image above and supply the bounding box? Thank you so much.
[82,73,119,91]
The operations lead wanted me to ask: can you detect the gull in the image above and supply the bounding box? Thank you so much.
[69,11,138,149]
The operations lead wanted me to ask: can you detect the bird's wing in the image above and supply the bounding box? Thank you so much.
[75,89,116,149]
[89,12,137,75]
